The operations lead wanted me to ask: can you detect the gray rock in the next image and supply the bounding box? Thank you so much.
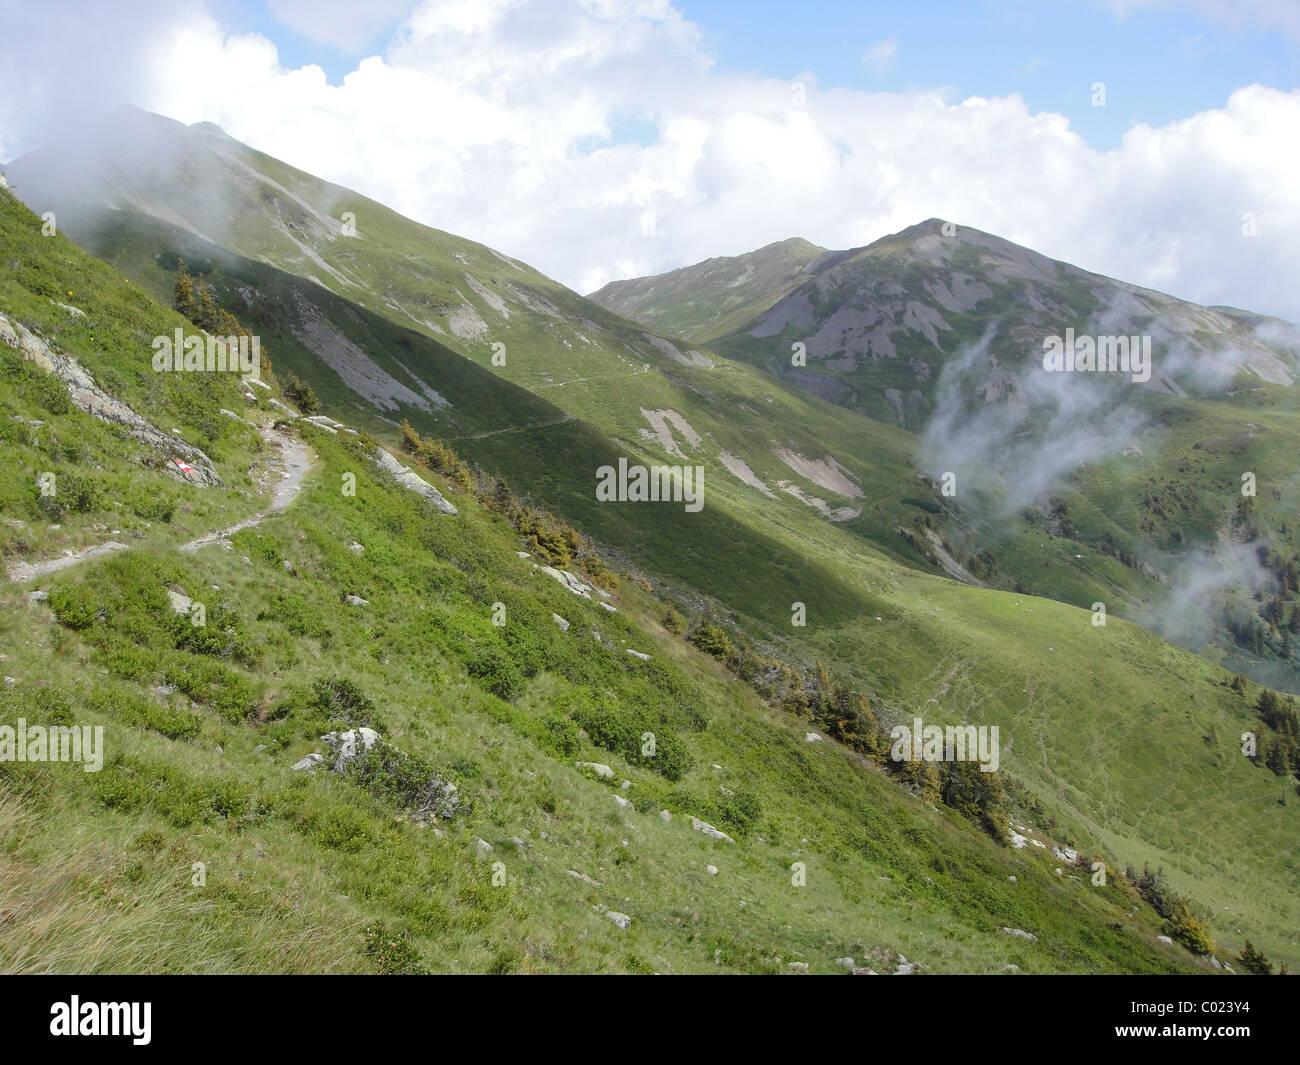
[552,613,570,632]
[607,911,631,930]
[1001,927,1038,942]
[690,816,735,844]
[344,594,370,606]
[613,795,633,808]
[291,752,323,771]
[575,761,614,778]
[567,869,601,886]
[835,957,855,968]
[1156,935,1173,945]
[321,727,381,772]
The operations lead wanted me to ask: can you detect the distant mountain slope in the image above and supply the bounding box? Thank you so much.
[591,220,1300,691]
[589,237,834,342]
[599,219,1300,426]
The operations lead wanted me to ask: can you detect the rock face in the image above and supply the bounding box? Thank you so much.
[0,309,222,485]
[322,727,381,772]
[372,447,457,515]
[534,563,595,599]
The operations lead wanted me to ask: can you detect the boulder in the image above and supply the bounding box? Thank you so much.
[690,816,736,844]
[321,727,381,772]
[576,761,614,778]
[606,911,632,931]
[1001,927,1037,942]
[291,752,323,771]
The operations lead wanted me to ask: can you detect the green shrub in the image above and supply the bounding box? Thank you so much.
[541,713,580,756]
[258,591,329,639]
[1165,902,1215,956]
[362,923,429,975]
[307,805,373,851]
[467,646,523,701]
[309,677,380,729]
[691,623,731,659]
[570,701,690,781]
[1235,940,1273,976]
[132,494,177,523]
[49,582,101,629]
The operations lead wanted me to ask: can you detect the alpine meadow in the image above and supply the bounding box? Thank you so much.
[1,0,1297,1008]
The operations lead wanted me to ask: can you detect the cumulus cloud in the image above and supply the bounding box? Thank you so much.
[1,0,1298,322]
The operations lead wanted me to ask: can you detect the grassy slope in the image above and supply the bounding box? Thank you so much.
[8,133,1299,968]
[0,191,1224,975]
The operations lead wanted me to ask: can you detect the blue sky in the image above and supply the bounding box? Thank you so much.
[683,0,1297,148]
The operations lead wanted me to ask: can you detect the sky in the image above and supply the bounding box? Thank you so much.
[1,0,1298,319]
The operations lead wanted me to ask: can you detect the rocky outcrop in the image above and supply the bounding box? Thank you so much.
[372,447,458,515]
[0,309,222,485]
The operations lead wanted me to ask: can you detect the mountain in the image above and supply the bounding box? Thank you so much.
[5,109,1299,972]
[589,236,834,343]
[593,220,1300,691]
[0,184,1227,975]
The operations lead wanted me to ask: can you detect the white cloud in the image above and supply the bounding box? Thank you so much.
[1102,0,1300,40]
[861,37,898,75]
[2,0,1298,323]
[267,0,415,50]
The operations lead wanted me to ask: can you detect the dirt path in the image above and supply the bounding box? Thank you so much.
[7,427,314,583]
[180,428,313,553]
